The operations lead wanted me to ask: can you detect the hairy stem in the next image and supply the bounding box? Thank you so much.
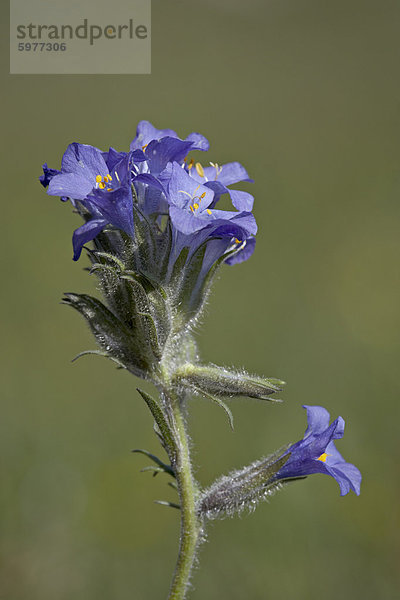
[166,392,202,600]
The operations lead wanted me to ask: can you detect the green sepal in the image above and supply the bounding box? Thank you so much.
[174,244,207,316]
[92,251,126,272]
[120,271,151,313]
[189,244,239,315]
[132,204,156,272]
[61,293,148,376]
[158,220,173,282]
[279,476,307,484]
[168,246,189,289]
[137,313,162,360]
[90,226,132,266]
[198,449,292,519]
[89,261,136,329]
[121,271,169,354]
[89,263,119,277]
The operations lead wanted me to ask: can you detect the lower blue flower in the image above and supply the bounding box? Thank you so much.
[275,405,361,496]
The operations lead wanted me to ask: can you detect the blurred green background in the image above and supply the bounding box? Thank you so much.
[1,0,399,598]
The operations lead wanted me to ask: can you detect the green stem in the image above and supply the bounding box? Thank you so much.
[167,393,202,600]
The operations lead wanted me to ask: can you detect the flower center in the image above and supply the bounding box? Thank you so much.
[179,186,211,215]
[95,174,113,191]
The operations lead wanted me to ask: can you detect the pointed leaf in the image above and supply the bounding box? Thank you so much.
[190,385,234,430]
[137,388,177,458]
[71,349,127,369]
[132,448,175,478]
[154,500,181,510]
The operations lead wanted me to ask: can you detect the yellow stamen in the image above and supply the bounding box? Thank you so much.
[195,162,204,177]
[189,205,194,213]
[206,209,212,215]
[234,238,241,244]
[142,144,148,151]
[95,175,102,183]
[188,158,194,170]
[107,187,113,191]
[200,192,206,199]
[99,182,105,189]
[317,453,328,462]
[193,203,199,210]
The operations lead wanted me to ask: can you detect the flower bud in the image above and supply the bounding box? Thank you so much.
[198,450,290,519]
[172,363,285,400]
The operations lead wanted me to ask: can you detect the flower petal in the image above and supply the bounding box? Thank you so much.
[61,143,108,180]
[146,138,193,175]
[225,237,256,265]
[185,132,209,151]
[48,172,94,201]
[72,218,107,261]
[85,186,134,236]
[216,162,253,185]
[229,189,254,212]
[130,120,178,150]
[134,172,166,194]
[169,205,211,234]
[102,147,127,172]
[39,163,61,188]
[327,462,362,496]
[303,405,332,437]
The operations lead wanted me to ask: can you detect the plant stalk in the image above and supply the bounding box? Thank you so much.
[166,392,202,600]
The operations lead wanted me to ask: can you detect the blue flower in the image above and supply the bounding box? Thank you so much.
[167,162,217,234]
[275,405,361,496]
[187,160,254,212]
[126,121,209,216]
[130,120,209,154]
[44,143,134,259]
[167,162,257,237]
[129,122,210,213]
[129,121,208,179]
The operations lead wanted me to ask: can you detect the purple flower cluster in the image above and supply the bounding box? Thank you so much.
[40,120,257,266]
